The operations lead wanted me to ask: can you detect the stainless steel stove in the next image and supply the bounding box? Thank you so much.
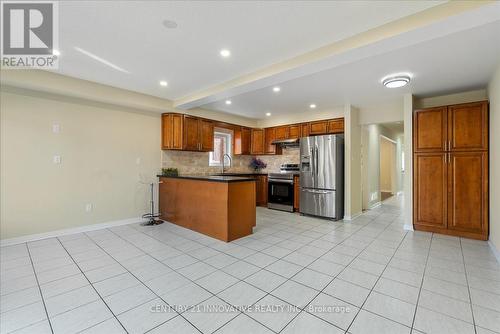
[268,164,299,212]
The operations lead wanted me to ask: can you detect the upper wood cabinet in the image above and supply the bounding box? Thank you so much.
[327,119,344,134]
[251,129,265,155]
[300,123,310,137]
[162,114,183,150]
[234,127,251,155]
[309,120,328,135]
[265,128,278,154]
[448,101,488,151]
[414,107,447,152]
[162,113,213,152]
[275,126,289,140]
[289,125,300,139]
[199,119,214,152]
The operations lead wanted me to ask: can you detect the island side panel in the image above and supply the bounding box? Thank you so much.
[158,177,230,241]
[227,181,256,241]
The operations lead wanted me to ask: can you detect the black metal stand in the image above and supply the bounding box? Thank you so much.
[141,182,163,226]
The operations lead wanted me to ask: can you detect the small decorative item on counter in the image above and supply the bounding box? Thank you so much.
[161,168,179,176]
[249,158,267,172]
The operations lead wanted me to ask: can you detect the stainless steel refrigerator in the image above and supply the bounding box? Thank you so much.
[299,134,344,220]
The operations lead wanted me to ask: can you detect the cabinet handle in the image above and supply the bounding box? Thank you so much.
[448,140,451,151]
[444,141,447,151]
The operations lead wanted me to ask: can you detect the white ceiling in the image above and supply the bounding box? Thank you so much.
[202,20,500,118]
[54,1,443,101]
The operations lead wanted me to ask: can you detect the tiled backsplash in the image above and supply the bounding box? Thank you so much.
[161,146,300,175]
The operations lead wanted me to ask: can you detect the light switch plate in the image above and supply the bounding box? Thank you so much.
[53,155,61,164]
[52,124,60,133]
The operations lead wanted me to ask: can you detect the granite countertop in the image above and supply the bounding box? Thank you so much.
[210,172,268,176]
[157,175,257,183]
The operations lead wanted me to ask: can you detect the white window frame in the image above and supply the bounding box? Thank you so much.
[209,128,233,167]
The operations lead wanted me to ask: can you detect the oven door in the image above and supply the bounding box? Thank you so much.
[268,179,294,212]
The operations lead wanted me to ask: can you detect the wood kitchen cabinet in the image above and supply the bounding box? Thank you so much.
[413,106,447,152]
[275,126,289,140]
[162,113,183,150]
[448,102,488,151]
[413,101,489,240]
[413,153,448,230]
[300,123,310,137]
[234,127,251,155]
[265,128,277,154]
[289,125,300,139]
[251,129,265,154]
[161,113,213,152]
[327,118,344,134]
[309,120,328,135]
[255,175,268,206]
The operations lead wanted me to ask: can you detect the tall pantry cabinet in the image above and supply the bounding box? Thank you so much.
[413,101,489,240]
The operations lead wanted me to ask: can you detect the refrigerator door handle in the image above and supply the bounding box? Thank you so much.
[302,189,331,194]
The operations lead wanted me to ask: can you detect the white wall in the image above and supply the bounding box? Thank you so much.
[344,105,362,219]
[0,89,161,239]
[361,124,401,210]
[488,63,500,251]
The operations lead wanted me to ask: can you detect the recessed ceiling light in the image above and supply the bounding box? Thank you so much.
[309,104,316,109]
[52,49,60,56]
[225,100,232,105]
[272,86,280,92]
[381,73,411,88]
[266,112,271,117]
[220,49,231,58]
[162,19,178,29]
[159,80,168,87]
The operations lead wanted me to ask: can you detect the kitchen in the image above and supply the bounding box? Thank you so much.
[158,113,345,241]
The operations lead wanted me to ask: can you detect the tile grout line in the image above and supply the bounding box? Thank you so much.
[55,237,130,334]
[341,217,411,333]
[273,211,401,333]
[459,237,478,334]
[409,232,434,331]
[25,242,55,334]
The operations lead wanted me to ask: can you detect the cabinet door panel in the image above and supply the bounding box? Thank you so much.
[327,119,344,134]
[275,126,289,140]
[414,107,447,152]
[183,116,200,151]
[200,119,214,151]
[171,114,183,149]
[448,152,488,235]
[448,102,488,151]
[309,121,328,135]
[289,125,300,139]
[162,114,172,149]
[251,129,264,154]
[301,123,310,137]
[413,153,447,229]
[265,128,277,154]
[241,127,251,154]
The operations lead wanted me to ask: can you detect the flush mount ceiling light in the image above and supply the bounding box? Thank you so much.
[266,112,271,116]
[272,86,281,92]
[162,19,178,29]
[225,100,232,105]
[220,49,231,58]
[309,104,317,109]
[381,73,411,88]
[159,80,168,87]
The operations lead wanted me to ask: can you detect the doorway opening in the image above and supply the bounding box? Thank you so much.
[380,136,397,201]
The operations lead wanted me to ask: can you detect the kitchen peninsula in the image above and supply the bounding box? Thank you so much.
[158,175,256,242]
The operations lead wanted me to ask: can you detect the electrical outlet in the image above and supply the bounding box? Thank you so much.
[53,155,61,164]
[85,203,93,212]
[52,123,60,133]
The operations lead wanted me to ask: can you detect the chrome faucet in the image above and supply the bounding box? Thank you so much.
[221,153,232,174]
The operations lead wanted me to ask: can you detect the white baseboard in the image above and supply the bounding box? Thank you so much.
[1,217,148,247]
[344,211,362,221]
[489,241,500,264]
